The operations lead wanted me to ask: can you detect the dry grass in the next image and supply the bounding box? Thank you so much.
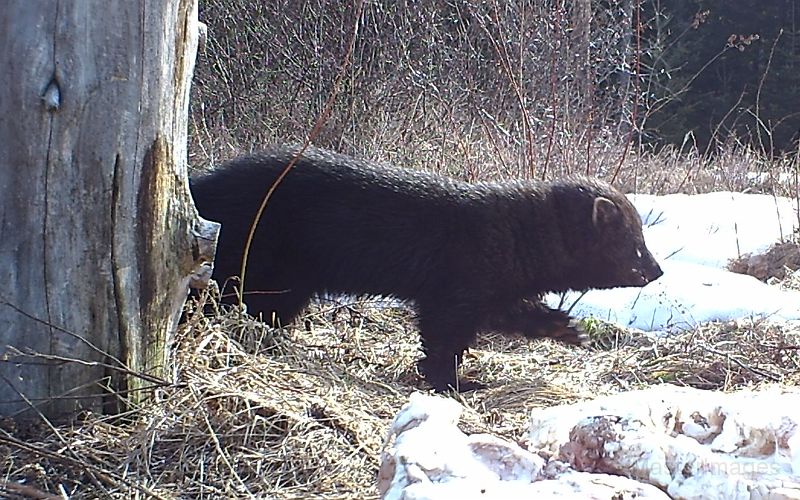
[2,273,799,499]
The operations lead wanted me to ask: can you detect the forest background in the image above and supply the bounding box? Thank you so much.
[189,0,800,185]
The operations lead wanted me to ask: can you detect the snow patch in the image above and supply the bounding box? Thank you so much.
[547,192,800,332]
[379,392,669,499]
[380,387,800,499]
[527,385,800,499]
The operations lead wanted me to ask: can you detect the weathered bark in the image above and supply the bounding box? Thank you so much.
[0,0,218,419]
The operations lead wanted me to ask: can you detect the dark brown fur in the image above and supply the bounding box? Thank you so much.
[191,145,663,391]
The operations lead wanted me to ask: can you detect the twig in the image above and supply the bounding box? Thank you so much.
[238,0,366,304]
[0,434,168,500]
[698,345,781,382]
[3,347,170,388]
[611,0,641,185]
[543,1,564,179]
[0,297,127,370]
[754,29,783,157]
[0,481,62,500]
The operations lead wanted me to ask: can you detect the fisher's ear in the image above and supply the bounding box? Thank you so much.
[591,196,619,227]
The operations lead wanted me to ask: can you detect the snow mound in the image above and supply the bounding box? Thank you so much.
[528,385,800,499]
[379,393,668,499]
[379,387,800,500]
[632,192,798,269]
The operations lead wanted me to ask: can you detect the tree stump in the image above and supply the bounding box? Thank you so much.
[0,0,218,419]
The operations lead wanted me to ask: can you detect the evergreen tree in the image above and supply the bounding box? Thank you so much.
[642,0,800,153]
